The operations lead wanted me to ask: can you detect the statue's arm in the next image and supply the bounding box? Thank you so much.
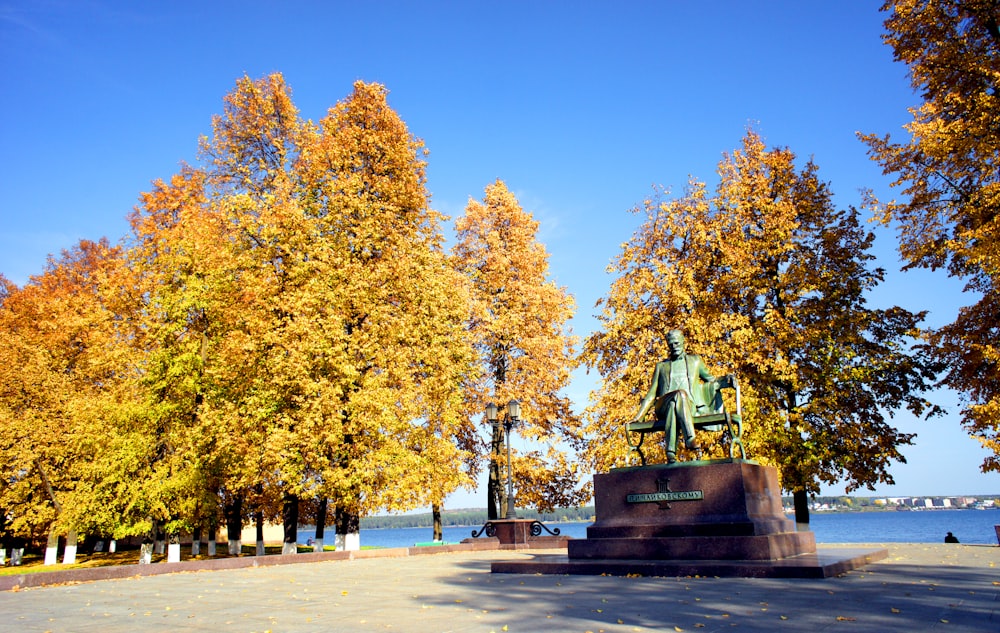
[695,355,716,383]
[633,364,661,422]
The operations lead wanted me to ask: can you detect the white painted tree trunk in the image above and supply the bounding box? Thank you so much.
[256,540,265,556]
[138,542,153,564]
[312,538,324,553]
[167,542,181,563]
[108,539,116,553]
[44,532,59,565]
[0,547,5,566]
[207,538,216,556]
[11,548,23,565]
[281,542,297,555]
[154,539,165,555]
[227,539,241,555]
[61,531,77,565]
[335,532,360,551]
[93,540,105,552]
[191,539,201,556]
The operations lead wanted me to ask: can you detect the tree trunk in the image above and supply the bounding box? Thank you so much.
[207,521,217,556]
[432,503,443,542]
[282,492,298,555]
[335,506,360,551]
[154,521,165,554]
[44,531,59,566]
[10,536,25,565]
[793,489,810,528]
[314,498,328,552]
[255,508,265,556]
[191,526,202,557]
[167,532,181,563]
[225,495,243,555]
[62,530,78,564]
[139,534,153,564]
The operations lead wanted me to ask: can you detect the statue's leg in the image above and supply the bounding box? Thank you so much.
[663,407,678,463]
[677,392,700,450]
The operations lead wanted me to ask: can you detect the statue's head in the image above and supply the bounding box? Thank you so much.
[666,329,686,360]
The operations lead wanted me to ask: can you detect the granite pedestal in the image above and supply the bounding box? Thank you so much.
[492,459,887,578]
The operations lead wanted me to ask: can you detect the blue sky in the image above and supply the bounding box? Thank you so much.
[1,1,995,504]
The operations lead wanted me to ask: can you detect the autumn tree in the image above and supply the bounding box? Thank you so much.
[860,0,1000,471]
[2,74,479,556]
[582,130,939,523]
[453,179,587,518]
[169,74,478,552]
[0,240,133,551]
[195,73,318,552]
[123,165,248,549]
[296,81,478,544]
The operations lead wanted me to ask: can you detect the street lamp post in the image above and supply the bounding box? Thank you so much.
[486,400,520,520]
[471,399,562,544]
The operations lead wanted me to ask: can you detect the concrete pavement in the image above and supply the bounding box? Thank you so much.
[2,543,997,632]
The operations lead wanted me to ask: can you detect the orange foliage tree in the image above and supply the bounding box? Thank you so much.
[294,80,478,541]
[0,240,136,545]
[122,74,477,549]
[453,179,587,518]
[861,0,1000,470]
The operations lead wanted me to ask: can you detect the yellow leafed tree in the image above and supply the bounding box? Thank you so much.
[295,80,479,537]
[0,240,136,546]
[121,74,478,549]
[860,0,1000,471]
[124,165,247,543]
[453,179,587,518]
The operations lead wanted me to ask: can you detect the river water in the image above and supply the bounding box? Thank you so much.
[298,508,1000,548]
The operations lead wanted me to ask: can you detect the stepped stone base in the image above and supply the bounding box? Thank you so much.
[492,547,888,578]
[492,460,885,578]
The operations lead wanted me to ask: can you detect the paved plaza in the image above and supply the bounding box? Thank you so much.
[2,543,997,632]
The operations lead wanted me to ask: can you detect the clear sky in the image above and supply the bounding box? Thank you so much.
[1,1,995,506]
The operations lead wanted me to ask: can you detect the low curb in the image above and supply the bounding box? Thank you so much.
[0,538,505,592]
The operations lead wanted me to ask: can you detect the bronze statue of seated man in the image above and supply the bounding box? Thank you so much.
[632,329,725,463]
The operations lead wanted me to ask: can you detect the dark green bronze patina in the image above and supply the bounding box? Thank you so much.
[627,330,745,464]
